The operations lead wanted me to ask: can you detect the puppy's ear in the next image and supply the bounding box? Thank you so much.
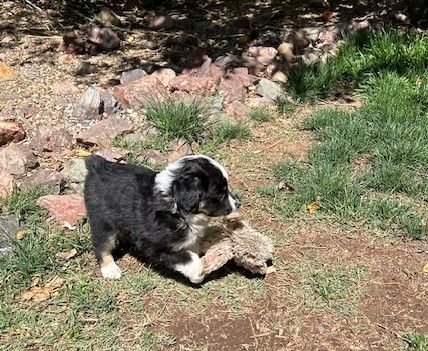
[173,176,202,214]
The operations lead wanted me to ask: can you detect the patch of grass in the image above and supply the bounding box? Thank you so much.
[213,120,252,143]
[112,134,171,153]
[287,30,428,100]
[249,106,274,122]
[404,332,428,351]
[145,97,208,143]
[277,98,296,116]
[294,262,366,315]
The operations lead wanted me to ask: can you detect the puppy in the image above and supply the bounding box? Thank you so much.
[84,154,240,284]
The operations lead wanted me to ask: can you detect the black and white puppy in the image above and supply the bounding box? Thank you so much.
[84,154,240,284]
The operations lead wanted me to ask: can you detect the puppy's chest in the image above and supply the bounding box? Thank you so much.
[174,215,210,251]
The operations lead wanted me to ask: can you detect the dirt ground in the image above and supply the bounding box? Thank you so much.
[1,1,427,350]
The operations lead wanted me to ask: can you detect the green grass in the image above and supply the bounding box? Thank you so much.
[287,30,428,100]
[249,106,274,122]
[404,332,428,351]
[144,97,208,143]
[267,30,428,239]
[213,120,252,143]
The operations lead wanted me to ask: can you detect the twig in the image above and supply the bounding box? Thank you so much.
[249,332,272,339]
[375,323,407,341]
[253,140,282,154]
[248,318,259,348]
[24,0,43,13]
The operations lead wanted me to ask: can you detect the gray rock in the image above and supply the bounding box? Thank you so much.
[20,169,63,193]
[76,62,97,76]
[73,86,103,121]
[0,144,38,177]
[101,90,122,115]
[62,158,88,183]
[0,216,20,256]
[255,78,283,101]
[303,27,322,42]
[29,126,73,154]
[120,69,147,84]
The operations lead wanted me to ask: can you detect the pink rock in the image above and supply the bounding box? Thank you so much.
[317,30,337,44]
[0,169,14,198]
[0,120,25,146]
[247,96,275,108]
[225,67,253,87]
[95,147,127,162]
[37,194,86,228]
[76,117,134,147]
[29,126,73,154]
[0,144,38,177]
[246,46,278,66]
[87,26,120,51]
[59,30,86,55]
[219,77,246,104]
[151,68,176,87]
[225,101,248,121]
[113,75,166,108]
[182,58,224,84]
[147,15,171,30]
[266,64,288,83]
[20,169,63,192]
[171,75,216,94]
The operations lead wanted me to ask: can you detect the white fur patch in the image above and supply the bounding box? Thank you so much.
[229,194,238,211]
[174,251,204,284]
[154,155,229,194]
[101,261,122,279]
[172,214,211,251]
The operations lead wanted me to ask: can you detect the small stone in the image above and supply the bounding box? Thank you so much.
[62,158,88,183]
[0,120,25,146]
[277,42,295,63]
[122,131,145,143]
[171,75,217,94]
[225,101,248,121]
[29,126,73,154]
[219,77,246,104]
[0,216,20,256]
[76,117,134,147]
[20,169,63,192]
[76,62,97,76]
[255,78,283,101]
[140,39,159,50]
[247,96,275,108]
[271,70,288,84]
[59,30,86,55]
[0,62,15,81]
[100,90,122,116]
[0,144,38,177]
[87,26,120,51]
[317,29,338,44]
[37,194,86,228]
[302,52,319,65]
[395,12,409,24]
[0,169,14,198]
[151,68,176,87]
[148,15,171,30]
[98,7,121,27]
[289,31,310,54]
[73,86,103,121]
[303,27,322,42]
[120,69,147,84]
[225,67,253,87]
[51,81,78,95]
[1,35,15,44]
[95,148,127,162]
[246,46,278,66]
[350,19,370,32]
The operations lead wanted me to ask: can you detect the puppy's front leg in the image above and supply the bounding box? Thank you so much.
[160,250,204,284]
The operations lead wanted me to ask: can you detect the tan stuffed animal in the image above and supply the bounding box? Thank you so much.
[200,212,275,277]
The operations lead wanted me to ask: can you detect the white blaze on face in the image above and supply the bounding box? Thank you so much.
[229,194,237,211]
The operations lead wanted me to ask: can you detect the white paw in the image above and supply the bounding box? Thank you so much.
[101,262,122,279]
[175,251,204,284]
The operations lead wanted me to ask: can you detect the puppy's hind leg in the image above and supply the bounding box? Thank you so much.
[91,224,122,279]
[160,250,204,284]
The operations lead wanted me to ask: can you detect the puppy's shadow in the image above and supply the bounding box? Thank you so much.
[112,244,265,288]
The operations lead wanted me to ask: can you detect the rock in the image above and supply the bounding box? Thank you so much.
[0,144,38,177]
[271,70,288,84]
[120,69,147,84]
[349,19,370,32]
[0,216,20,256]
[59,30,86,55]
[241,56,266,76]
[37,195,86,228]
[0,169,14,198]
[289,31,310,54]
[151,68,176,87]
[247,96,276,108]
[62,158,88,183]
[255,78,283,101]
[0,62,16,81]
[0,120,25,146]
[214,54,240,69]
[140,39,159,50]
[302,52,319,65]
[76,117,134,147]
[171,75,217,95]
[166,139,193,163]
[225,101,248,121]
[1,35,15,44]
[98,7,121,27]
[395,12,409,24]
[317,29,338,44]
[73,86,103,121]
[113,75,166,109]
[246,46,278,66]
[87,26,120,51]
[76,62,97,76]
[219,77,246,104]
[20,169,63,192]
[277,42,295,63]
[100,90,121,116]
[303,27,322,42]
[122,131,145,144]
[148,15,171,30]
[210,95,224,119]
[51,81,78,95]
[95,148,127,162]
[225,67,253,87]
[29,126,73,154]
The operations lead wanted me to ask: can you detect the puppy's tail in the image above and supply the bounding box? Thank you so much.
[85,155,107,174]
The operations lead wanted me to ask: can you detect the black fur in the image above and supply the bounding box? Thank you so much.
[83,155,240,278]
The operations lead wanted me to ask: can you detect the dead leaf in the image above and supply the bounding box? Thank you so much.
[20,276,65,302]
[307,201,321,214]
[73,148,92,158]
[15,228,32,240]
[0,62,16,81]
[423,262,428,273]
[56,248,78,260]
[127,35,135,43]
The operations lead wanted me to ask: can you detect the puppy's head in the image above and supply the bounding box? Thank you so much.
[155,155,240,216]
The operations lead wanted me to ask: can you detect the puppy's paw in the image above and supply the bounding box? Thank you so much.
[176,251,204,284]
[101,262,122,279]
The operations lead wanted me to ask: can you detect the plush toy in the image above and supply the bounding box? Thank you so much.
[200,212,275,277]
